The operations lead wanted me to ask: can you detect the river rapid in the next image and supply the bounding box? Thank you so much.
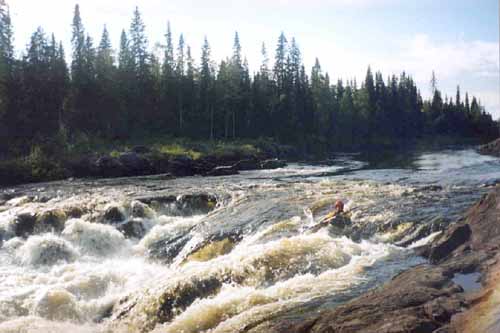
[0,148,499,333]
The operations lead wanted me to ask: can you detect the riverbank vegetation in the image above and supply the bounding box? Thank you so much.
[0,2,498,184]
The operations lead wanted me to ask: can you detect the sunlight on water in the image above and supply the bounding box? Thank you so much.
[0,149,498,332]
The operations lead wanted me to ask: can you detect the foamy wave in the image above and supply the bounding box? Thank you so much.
[16,235,78,266]
[62,219,127,256]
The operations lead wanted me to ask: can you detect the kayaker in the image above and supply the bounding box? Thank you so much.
[309,200,350,232]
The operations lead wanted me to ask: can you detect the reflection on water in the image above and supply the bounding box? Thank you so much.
[0,147,499,332]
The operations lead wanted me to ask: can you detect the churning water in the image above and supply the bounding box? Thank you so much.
[0,148,499,332]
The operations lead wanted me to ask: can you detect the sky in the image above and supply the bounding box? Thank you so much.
[8,0,500,118]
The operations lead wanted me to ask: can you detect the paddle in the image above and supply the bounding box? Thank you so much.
[307,211,339,233]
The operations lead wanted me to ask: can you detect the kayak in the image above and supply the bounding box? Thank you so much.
[308,212,352,233]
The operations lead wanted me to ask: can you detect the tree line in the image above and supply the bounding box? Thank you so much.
[0,2,497,157]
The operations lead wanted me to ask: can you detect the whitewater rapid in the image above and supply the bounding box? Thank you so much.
[0,148,499,333]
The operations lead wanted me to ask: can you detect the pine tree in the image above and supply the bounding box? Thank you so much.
[115,30,133,136]
[160,21,176,131]
[176,34,185,132]
[260,42,270,79]
[430,70,437,95]
[273,32,287,93]
[200,37,214,139]
[95,25,118,135]
[70,5,97,133]
[71,4,85,81]
[129,7,149,76]
[128,7,154,130]
[0,0,13,148]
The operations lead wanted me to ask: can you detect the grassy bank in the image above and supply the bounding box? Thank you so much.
[0,136,294,187]
[0,133,490,187]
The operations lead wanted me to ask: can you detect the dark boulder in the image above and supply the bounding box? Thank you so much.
[119,153,152,176]
[66,154,99,178]
[34,209,67,234]
[64,206,86,219]
[234,159,261,171]
[13,213,36,237]
[96,156,124,178]
[192,157,216,175]
[130,201,155,219]
[428,224,472,264]
[149,154,171,174]
[148,233,192,264]
[117,219,146,239]
[112,276,222,331]
[261,159,287,170]
[177,194,218,215]
[478,138,500,157]
[168,156,196,177]
[103,205,126,224]
[136,193,218,216]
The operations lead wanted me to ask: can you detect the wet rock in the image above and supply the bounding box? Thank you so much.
[177,194,218,215]
[205,165,239,177]
[119,152,152,176]
[130,201,155,219]
[67,153,99,178]
[64,206,86,219]
[136,193,218,216]
[117,219,146,239]
[428,224,472,264]
[155,276,223,325]
[148,233,192,264]
[168,156,196,177]
[137,195,177,206]
[103,205,126,224]
[418,185,444,192]
[0,228,5,247]
[261,159,287,170]
[34,209,67,234]
[462,189,500,251]
[270,265,464,333]
[478,138,500,157]
[34,288,82,322]
[12,213,36,237]
[149,154,171,174]
[186,232,242,263]
[112,276,223,331]
[480,179,500,188]
[96,156,124,178]
[395,223,434,248]
[234,159,261,171]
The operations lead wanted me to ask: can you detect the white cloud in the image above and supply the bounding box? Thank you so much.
[315,34,500,118]
[8,1,499,118]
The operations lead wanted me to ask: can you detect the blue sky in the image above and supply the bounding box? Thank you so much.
[9,0,500,117]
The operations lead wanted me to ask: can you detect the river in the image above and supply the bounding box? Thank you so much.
[0,148,499,332]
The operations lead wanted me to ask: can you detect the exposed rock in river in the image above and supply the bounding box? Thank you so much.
[33,209,67,234]
[266,186,500,333]
[478,138,500,157]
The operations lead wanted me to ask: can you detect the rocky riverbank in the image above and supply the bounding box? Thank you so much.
[478,138,500,157]
[267,185,500,333]
[0,141,296,187]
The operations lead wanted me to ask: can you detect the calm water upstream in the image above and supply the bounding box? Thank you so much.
[0,148,499,332]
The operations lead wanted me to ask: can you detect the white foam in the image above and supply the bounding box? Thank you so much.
[16,235,78,266]
[62,219,127,256]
